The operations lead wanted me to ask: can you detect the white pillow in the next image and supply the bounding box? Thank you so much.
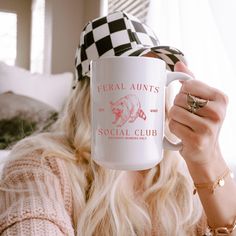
[0,62,73,111]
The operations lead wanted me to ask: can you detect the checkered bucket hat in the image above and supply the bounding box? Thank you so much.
[74,11,187,88]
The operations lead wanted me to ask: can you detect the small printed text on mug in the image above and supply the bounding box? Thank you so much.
[97,128,158,140]
[97,83,160,93]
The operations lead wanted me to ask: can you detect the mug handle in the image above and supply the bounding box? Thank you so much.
[163,71,193,151]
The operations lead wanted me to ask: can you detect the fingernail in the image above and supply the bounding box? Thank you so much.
[175,61,186,69]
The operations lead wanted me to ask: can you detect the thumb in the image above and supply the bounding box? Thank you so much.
[174,61,195,78]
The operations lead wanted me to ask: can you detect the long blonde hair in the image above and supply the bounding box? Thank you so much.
[2,79,202,235]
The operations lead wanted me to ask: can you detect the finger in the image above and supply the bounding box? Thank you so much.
[168,118,193,142]
[174,92,227,122]
[174,61,195,78]
[168,105,211,133]
[180,79,228,104]
[175,62,228,104]
[174,92,213,118]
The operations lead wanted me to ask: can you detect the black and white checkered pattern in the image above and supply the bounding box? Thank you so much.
[74,11,186,88]
[121,46,187,71]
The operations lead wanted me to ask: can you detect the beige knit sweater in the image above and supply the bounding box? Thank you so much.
[0,154,207,236]
[0,154,74,235]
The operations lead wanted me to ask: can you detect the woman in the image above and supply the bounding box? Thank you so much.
[0,11,235,236]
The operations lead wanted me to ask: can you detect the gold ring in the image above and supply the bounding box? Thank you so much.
[187,93,208,114]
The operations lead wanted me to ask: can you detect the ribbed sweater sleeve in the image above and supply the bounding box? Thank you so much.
[0,154,74,235]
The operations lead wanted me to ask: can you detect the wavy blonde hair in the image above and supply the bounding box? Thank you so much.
[2,78,203,235]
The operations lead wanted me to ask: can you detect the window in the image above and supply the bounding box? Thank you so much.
[107,0,150,23]
[147,0,236,164]
[30,0,45,73]
[0,11,17,65]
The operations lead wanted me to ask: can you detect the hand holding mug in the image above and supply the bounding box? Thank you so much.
[168,62,228,165]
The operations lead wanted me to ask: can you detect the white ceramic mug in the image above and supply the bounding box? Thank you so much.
[91,57,192,170]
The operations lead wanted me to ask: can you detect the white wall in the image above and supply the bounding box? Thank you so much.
[83,0,100,24]
[46,0,101,74]
[43,0,84,74]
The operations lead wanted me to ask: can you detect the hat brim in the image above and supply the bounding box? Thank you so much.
[120,45,187,72]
